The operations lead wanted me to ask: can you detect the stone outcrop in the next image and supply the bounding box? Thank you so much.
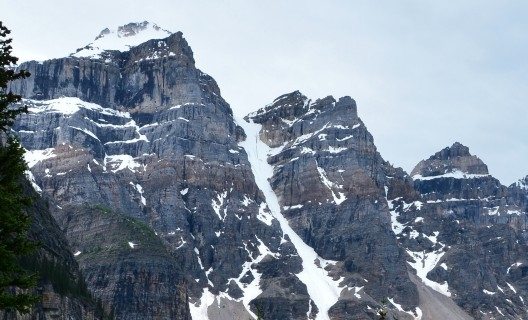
[11,30,218,115]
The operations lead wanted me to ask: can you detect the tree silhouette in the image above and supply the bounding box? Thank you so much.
[0,20,39,314]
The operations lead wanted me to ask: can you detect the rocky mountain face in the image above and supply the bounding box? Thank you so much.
[8,22,528,319]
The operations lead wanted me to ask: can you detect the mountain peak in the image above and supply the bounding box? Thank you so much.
[411,142,489,180]
[71,21,172,59]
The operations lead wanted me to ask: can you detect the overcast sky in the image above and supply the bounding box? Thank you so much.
[3,0,527,185]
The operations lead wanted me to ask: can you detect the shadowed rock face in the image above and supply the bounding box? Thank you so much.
[0,183,102,320]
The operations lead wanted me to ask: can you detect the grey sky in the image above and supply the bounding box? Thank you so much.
[3,0,527,185]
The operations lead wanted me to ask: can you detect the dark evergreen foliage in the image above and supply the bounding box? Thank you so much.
[0,20,39,314]
[378,297,388,320]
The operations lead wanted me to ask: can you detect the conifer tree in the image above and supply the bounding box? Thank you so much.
[0,20,39,314]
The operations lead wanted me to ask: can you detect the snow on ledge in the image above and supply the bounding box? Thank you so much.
[27,97,130,118]
[413,171,489,181]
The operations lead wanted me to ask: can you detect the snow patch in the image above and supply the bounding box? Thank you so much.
[507,262,522,274]
[257,202,274,226]
[336,135,353,141]
[327,146,347,154]
[194,247,204,270]
[241,195,252,206]
[406,248,450,297]
[388,297,422,319]
[28,97,130,118]
[506,282,517,293]
[388,203,406,235]
[24,170,42,193]
[283,204,304,210]
[189,288,217,320]
[104,154,144,173]
[130,182,146,205]
[211,191,228,221]
[24,148,56,168]
[315,161,346,205]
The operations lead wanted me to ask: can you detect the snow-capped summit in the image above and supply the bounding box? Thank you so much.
[71,21,172,59]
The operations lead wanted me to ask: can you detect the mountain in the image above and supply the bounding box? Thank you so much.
[8,22,528,319]
[11,22,309,320]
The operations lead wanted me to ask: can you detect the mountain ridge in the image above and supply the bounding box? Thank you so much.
[8,22,528,319]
